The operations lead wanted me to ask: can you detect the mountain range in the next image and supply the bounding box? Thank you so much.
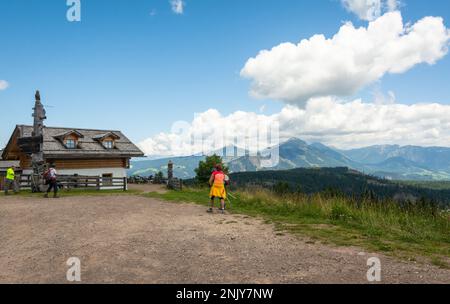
[128,139,450,181]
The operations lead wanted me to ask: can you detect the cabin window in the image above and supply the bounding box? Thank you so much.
[102,173,113,186]
[103,140,114,149]
[65,139,77,149]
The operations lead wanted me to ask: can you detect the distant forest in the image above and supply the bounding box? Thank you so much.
[228,167,450,207]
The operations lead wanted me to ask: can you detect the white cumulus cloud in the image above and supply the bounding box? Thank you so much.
[170,0,184,15]
[386,0,399,11]
[341,0,399,21]
[138,108,280,157]
[138,97,450,156]
[240,12,450,107]
[0,80,9,90]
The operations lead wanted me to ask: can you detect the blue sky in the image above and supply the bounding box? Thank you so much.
[1,0,450,153]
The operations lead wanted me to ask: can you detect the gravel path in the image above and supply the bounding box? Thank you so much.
[0,195,448,284]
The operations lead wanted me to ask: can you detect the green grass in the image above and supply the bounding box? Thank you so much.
[146,187,450,268]
[396,180,450,190]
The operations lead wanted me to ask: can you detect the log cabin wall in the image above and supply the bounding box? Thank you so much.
[47,158,129,170]
[20,154,32,169]
[3,130,22,161]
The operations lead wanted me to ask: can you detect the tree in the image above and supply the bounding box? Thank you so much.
[154,171,164,184]
[195,154,229,184]
[273,181,290,195]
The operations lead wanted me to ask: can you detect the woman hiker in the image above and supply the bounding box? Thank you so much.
[207,164,228,214]
[43,164,59,198]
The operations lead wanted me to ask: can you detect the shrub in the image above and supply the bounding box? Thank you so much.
[194,154,229,184]
[330,204,354,222]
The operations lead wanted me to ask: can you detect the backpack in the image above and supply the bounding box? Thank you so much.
[43,169,56,182]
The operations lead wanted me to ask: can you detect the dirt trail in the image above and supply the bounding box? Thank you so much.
[128,184,168,194]
[0,195,448,283]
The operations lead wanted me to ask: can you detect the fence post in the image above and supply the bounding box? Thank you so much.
[167,160,173,189]
[96,177,100,191]
[168,160,173,180]
[123,177,127,192]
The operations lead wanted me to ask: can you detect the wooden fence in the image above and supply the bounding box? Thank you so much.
[168,178,183,191]
[1,174,127,191]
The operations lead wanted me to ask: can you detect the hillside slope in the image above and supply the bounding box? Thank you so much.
[229,167,450,206]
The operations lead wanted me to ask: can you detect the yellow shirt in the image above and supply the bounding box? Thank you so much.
[6,168,15,180]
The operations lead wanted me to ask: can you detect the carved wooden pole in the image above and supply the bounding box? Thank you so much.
[168,160,174,183]
[31,90,46,172]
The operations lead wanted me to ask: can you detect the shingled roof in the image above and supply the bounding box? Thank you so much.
[11,125,144,159]
[0,160,20,171]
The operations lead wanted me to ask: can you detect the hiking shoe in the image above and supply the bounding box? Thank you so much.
[207,208,213,213]
[44,193,49,198]
[219,208,225,214]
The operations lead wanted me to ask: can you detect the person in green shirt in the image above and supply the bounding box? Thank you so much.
[4,166,18,195]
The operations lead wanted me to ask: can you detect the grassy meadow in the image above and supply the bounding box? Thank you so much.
[397,180,450,190]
